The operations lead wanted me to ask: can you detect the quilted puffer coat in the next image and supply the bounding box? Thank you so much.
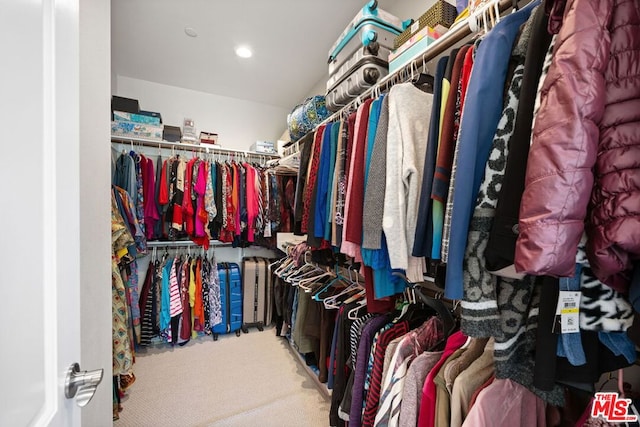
[515,0,640,294]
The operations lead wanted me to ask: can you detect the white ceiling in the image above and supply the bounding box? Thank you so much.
[111,0,429,109]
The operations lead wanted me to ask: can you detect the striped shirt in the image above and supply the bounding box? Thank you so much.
[169,258,183,317]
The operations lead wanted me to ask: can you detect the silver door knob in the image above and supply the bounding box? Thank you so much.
[64,363,104,407]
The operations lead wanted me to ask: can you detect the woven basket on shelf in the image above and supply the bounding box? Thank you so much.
[394,1,458,49]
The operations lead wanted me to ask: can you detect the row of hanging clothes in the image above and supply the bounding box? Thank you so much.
[272,243,367,374]
[111,184,141,419]
[272,242,512,427]
[138,246,224,347]
[111,144,297,250]
[288,0,640,424]
[110,143,294,419]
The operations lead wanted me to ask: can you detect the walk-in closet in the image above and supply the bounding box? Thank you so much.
[4,0,640,426]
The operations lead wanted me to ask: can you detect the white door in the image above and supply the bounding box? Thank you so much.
[0,0,105,425]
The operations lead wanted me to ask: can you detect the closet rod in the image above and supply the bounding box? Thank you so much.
[283,0,513,148]
[267,150,300,167]
[111,135,281,158]
[147,240,233,248]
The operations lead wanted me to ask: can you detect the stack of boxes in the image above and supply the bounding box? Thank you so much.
[388,1,459,73]
[111,96,164,140]
[110,96,220,146]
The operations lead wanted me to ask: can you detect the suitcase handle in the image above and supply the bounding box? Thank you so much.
[363,67,381,85]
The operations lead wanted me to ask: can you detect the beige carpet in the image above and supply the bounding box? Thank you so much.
[116,329,331,427]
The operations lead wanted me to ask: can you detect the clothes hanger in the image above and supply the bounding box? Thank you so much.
[286,264,325,284]
[274,256,295,276]
[323,286,362,309]
[417,288,457,350]
[300,274,336,294]
[347,298,368,320]
[280,253,315,281]
[312,269,353,302]
[341,288,366,305]
[284,250,317,277]
[297,270,335,291]
[318,265,365,305]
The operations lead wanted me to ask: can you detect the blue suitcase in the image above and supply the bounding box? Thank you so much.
[212,262,243,340]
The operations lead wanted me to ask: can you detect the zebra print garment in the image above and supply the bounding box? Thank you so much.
[576,236,634,331]
[580,267,634,331]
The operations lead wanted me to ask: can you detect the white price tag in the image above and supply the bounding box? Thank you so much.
[555,291,581,334]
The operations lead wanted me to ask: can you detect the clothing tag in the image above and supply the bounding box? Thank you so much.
[553,291,581,334]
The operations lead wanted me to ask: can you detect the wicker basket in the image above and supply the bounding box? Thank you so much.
[394,1,458,49]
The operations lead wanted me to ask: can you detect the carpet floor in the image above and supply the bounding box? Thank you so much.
[116,329,330,427]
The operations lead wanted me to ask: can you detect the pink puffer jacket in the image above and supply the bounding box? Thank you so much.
[515,0,640,294]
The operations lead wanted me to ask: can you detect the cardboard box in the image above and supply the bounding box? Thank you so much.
[199,132,218,145]
[111,120,163,140]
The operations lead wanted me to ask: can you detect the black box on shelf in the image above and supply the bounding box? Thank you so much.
[111,95,140,119]
[163,125,182,142]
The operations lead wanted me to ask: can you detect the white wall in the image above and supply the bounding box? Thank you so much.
[379,0,443,22]
[111,70,117,94]
[116,76,289,150]
[80,0,112,425]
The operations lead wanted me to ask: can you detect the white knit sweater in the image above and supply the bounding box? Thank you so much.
[382,83,434,282]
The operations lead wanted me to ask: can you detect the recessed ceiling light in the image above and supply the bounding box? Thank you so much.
[235,46,253,58]
[184,27,198,38]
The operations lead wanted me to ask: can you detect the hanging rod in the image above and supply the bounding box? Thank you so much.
[283,0,513,148]
[111,135,281,158]
[147,240,234,248]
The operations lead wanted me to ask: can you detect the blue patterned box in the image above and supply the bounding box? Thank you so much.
[113,110,162,126]
[111,120,163,140]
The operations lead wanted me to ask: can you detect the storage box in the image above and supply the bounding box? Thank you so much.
[389,26,441,62]
[250,141,276,154]
[163,125,182,142]
[389,33,438,74]
[111,96,139,118]
[139,110,163,123]
[113,110,162,126]
[182,118,197,143]
[394,1,457,49]
[111,120,163,140]
[199,131,218,145]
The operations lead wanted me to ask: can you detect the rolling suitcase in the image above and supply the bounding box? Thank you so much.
[326,1,407,111]
[241,257,273,332]
[326,59,388,111]
[212,262,243,340]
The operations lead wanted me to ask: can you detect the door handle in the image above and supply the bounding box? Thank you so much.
[64,362,104,407]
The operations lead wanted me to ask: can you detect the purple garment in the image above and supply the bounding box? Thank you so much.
[144,157,160,239]
[349,315,389,427]
[195,162,207,237]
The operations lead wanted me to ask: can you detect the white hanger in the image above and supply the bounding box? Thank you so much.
[347,299,368,319]
[297,271,335,291]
